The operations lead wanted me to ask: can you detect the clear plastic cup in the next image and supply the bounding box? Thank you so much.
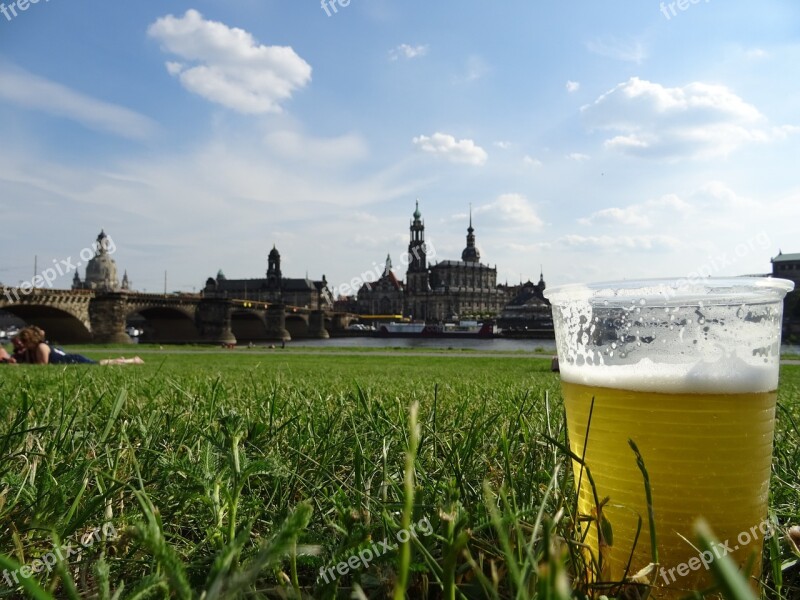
[545,277,794,598]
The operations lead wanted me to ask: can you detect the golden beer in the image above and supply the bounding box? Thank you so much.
[545,277,794,599]
[563,381,776,598]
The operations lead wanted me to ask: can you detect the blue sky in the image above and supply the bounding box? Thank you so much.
[1,0,799,295]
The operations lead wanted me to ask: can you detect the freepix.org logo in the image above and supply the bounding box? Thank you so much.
[1,0,51,23]
[2,234,117,305]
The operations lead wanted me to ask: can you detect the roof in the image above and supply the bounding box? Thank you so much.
[773,253,800,263]
[358,270,403,294]
[217,277,319,292]
[432,260,494,270]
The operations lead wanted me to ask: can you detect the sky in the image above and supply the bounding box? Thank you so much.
[1,0,799,296]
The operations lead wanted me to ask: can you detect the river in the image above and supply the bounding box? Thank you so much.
[280,337,800,355]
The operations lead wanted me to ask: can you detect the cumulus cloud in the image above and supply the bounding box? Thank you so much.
[581,77,794,160]
[567,152,590,161]
[523,155,542,168]
[0,63,157,140]
[148,9,312,114]
[412,132,488,166]
[475,193,543,229]
[566,80,581,93]
[579,207,651,228]
[578,193,693,229]
[559,234,680,252]
[389,44,429,61]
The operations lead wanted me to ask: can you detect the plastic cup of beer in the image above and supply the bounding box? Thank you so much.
[545,277,794,598]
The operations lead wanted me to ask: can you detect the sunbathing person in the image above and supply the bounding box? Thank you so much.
[0,346,15,364]
[13,327,144,365]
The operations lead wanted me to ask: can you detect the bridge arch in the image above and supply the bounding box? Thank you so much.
[1,304,92,344]
[126,306,199,343]
[230,309,269,342]
[285,314,309,339]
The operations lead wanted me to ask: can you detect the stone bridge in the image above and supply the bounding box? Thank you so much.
[0,288,357,344]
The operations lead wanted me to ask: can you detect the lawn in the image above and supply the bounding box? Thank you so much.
[0,352,798,599]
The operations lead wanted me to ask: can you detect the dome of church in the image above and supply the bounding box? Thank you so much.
[84,230,119,291]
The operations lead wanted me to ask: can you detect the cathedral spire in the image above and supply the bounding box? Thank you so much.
[461,207,480,262]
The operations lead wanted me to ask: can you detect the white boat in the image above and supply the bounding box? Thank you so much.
[378,322,426,335]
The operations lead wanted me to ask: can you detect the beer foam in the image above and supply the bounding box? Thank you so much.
[559,356,778,394]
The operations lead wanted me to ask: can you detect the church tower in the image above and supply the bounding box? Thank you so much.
[406,200,429,293]
[461,205,481,263]
[267,245,282,290]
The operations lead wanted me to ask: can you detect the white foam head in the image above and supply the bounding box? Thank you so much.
[545,277,794,394]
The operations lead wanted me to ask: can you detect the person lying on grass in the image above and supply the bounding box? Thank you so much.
[0,345,16,364]
[13,326,144,365]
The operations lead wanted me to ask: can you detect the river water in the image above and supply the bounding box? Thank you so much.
[285,337,800,355]
[286,337,557,351]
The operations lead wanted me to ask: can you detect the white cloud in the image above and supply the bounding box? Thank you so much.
[523,155,543,168]
[579,207,651,228]
[389,44,429,61]
[0,64,157,140]
[578,193,693,229]
[494,141,512,149]
[566,80,581,93]
[264,130,368,165]
[586,36,648,64]
[582,77,793,160]
[567,152,590,161]
[412,132,488,166]
[560,234,680,252]
[474,193,543,229]
[692,181,757,208]
[148,9,312,114]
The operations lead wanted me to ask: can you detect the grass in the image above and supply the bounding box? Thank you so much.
[0,352,798,599]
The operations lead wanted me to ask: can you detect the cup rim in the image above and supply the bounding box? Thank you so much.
[544,276,795,305]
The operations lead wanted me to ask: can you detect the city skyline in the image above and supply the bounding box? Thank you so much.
[1,2,799,293]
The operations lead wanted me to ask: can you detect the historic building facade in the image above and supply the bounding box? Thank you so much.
[203,245,333,310]
[496,274,552,335]
[356,255,405,315]
[772,251,800,341]
[358,202,510,321]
